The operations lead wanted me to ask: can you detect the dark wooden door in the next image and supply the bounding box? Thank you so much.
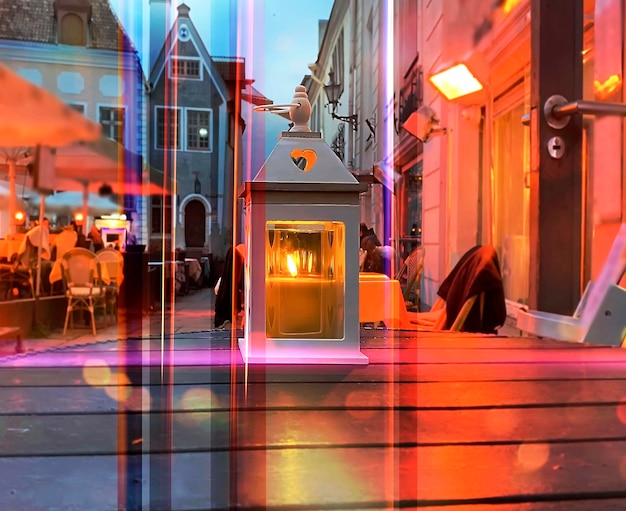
[184,200,205,247]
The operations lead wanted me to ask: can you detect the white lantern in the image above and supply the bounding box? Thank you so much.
[239,86,368,364]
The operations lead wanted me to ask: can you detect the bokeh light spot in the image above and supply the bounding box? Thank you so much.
[125,387,151,412]
[177,388,219,428]
[104,372,132,402]
[516,443,550,472]
[82,359,111,387]
[619,456,626,480]
[616,397,626,425]
[345,390,382,419]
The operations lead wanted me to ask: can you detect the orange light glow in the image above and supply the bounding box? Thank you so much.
[429,64,483,101]
[516,443,550,472]
[82,359,111,387]
[14,211,25,225]
[502,0,523,14]
[594,74,622,100]
[286,254,298,277]
[74,212,85,225]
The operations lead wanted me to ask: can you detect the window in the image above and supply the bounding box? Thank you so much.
[331,124,345,162]
[99,107,125,143]
[59,13,85,46]
[492,102,530,305]
[332,30,345,95]
[151,195,173,234]
[171,58,201,79]
[68,103,85,114]
[187,109,212,151]
[155,107,181,150]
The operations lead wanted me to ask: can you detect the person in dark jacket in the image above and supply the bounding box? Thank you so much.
[359,223,383,273]
[214,245,244,328]
[437,245,506,334]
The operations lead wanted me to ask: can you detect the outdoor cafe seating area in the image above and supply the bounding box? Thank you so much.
[0,219,209,338]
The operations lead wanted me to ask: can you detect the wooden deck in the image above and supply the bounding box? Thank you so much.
[1,328,626,510]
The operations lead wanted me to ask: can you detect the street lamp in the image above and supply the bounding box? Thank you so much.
[402,105,448,143]
[428,51,489,105]
[324,70,359,131]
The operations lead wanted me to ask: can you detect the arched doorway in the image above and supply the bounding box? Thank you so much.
[184,199,206,247]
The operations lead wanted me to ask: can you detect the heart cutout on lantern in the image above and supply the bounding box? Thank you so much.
[290,148,317,172]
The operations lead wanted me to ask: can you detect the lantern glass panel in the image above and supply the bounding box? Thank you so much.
[265,221,345,339]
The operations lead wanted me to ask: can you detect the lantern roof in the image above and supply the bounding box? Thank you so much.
[243,85,368,195]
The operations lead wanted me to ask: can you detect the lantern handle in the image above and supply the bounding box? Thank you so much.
[253,102,301,114]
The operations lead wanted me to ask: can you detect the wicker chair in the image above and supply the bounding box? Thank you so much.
[96,248,124,323]
[0,239,36,300]
[395,246,423,312]
[61,248,107,335]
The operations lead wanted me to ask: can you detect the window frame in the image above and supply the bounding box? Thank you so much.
[150,195,173,235]
[154,106,182,151]
[98,105,126,144]
[186,108,213,152]
[168,56,202,81]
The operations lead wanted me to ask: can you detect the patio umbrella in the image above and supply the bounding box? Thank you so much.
[30,191,121,217]
[0,63,101,297]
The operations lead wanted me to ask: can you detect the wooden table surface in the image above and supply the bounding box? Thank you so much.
[1,329,626,510]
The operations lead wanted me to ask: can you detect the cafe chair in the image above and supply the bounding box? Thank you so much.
[396,246,424,312]
[0,238,38,300]
[61,248,106,336]
[96,248,124,323]
[517,223,626,346]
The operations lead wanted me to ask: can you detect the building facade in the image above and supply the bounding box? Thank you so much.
[415,0,626,315]
[0,0,145,240]
[148,2,268,259]
[306,0,421,271]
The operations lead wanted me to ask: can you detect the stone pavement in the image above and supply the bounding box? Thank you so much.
[3,286,218,357]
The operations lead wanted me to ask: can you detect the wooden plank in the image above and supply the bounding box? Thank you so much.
[416,501,626,511]
[5,402,626,457]
[4,378,626,414]
[412,441,626,503]
[4,361,626,387]
[415,405,626,445]
[0,408,416,456]
[4,444,626,509]
[3,344,624,370]
[363,347,626,365]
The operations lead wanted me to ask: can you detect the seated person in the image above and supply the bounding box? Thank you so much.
[18,217,53,294]
[52,225,78,261]
[214,245,245,328]
[88,225,104,252]
[361,236,384,274]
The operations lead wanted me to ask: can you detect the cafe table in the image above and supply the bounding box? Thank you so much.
[0,239,22,262]
[49,258,111,286]
[358,272,411,328]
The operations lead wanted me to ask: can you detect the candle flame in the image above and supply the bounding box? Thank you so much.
[286,254,298,277]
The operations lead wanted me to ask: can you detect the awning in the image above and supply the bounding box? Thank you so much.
[30,191,121,216]
[373,161,402,192]
[1,137,177,196]
[0,63,101,148]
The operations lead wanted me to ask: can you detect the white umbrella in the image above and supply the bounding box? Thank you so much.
[0,181,26,210]
[0,63,101,296]
[30,191,121,217]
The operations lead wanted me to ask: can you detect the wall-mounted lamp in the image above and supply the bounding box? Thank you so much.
[14,211,25,226]
[428,51,489,104]
[74,212,85,226]
[324,70,359,131]
[402,105,447,143]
